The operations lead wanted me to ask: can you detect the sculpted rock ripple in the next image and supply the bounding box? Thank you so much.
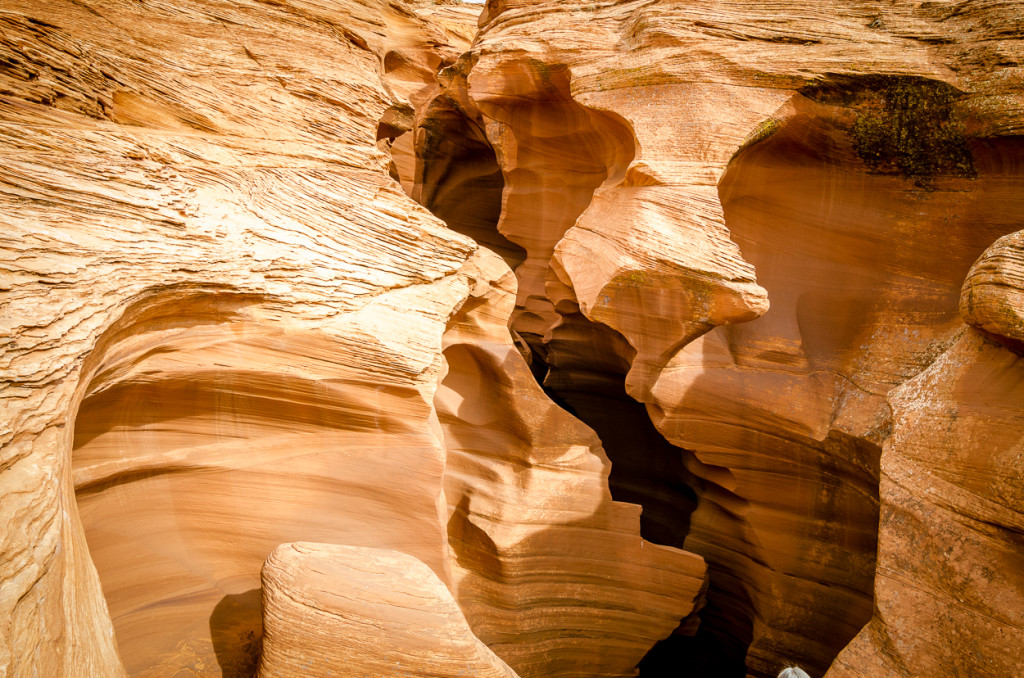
[0,1,705,676]
[416,1,1024,676]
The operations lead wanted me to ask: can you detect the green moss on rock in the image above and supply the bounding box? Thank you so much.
[802,75,976,189]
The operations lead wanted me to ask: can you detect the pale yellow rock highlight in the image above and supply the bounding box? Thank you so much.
[258,542,519,678]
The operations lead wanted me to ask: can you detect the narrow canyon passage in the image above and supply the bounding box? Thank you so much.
[6,1,1024,678]
[410,63,726,675]
[411,59,1024,678]
[435,298,705,677]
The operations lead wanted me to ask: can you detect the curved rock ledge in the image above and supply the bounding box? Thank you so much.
[961,230,1024,348]
[258,542,519,678]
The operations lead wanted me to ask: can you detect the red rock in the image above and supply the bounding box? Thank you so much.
[0,2,704,676]
[3,0,1024,676]
[828,325,1024,678]
[415,1,1024,676]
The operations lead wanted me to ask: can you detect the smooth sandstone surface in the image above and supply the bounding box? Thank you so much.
[0,0,477,674]
[0,0,703,676]
[410,1,1024,676]
[2,0,1024,677]
[438,248,706,677]
[258,542,519,678]
[827,233,1024,678]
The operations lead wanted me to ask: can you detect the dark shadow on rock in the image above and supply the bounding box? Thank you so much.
[415,94,526,270]
[210,588,263,678]
[638,565,753,678]
[544,377,699,548]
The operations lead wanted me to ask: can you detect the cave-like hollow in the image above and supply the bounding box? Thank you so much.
[700,78,1024,677]
[410,93,526,271]
[71,290,452,677]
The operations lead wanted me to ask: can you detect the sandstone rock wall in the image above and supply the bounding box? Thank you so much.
[2,0,1023,676]
[828,236,1024,678]
[414,1,1024,676]
[438,248,705,677]
[0,1,703,676]
[0,0,476,673]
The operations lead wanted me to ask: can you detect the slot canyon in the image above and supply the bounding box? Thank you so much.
[0,1,1022,677]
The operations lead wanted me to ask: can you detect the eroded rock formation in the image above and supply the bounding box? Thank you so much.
[2,0,1024,677]
[961,230,1024,348]
[258,542,519,678]
[827,235,1024,678]
[0,0,478,673]
[0,1,701,676]
[438,249,705,677]
[414,1,1024,676]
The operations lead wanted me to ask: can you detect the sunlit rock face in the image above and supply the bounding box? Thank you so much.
[438,250,706,677]
[258,542,519,678]
[0,1,704,676]
[4,0,1024,676]
[414,1,1024,676]
[0,0,477,673]
[71,290,463,676]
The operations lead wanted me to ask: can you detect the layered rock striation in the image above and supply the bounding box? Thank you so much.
[2,0,1024,677]
[0,0,479,673]
[258,542,519,678]
[414,1,1024,676]
[828,235,1024,678]
[438,249,705,677]
[0,1,702,676]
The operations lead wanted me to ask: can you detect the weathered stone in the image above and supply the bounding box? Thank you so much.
[0,2,704,676]
[414,2,1024,676]
[258,542,519,678]
[961,230,1024,347]
[827,328,1024,678]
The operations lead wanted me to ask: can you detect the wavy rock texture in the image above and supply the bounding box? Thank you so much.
[258,542,519,678]
[827,326,1024,678]
[413,1,1024,676]
[72,287,469,676]
[0,1,704,676]
[830,247,1024,677]
[438,249,706,677]
[5,0,1024,677]
[961,230,1024,347]
[0,0,477,674]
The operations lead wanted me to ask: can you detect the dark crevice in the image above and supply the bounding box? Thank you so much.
[414,95,526,269]
[413,59,752,676]
[542,370,699,549]
[640,576,752,678]
[541,347,747,678]
[210,589,263,678]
